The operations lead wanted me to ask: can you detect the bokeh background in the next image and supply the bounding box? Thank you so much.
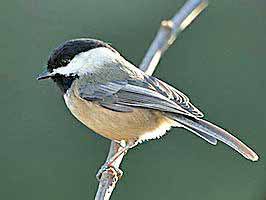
[1,0,265,199]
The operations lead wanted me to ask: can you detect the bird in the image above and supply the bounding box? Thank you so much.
[37,38,258,177]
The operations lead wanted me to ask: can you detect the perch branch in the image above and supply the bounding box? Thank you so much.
[140,0,208,75]
[94,0,208,199]
[94,142,124,200]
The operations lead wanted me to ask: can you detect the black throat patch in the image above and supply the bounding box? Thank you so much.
[47,38,117,93]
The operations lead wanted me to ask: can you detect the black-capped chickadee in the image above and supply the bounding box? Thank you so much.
[37,38,258,172]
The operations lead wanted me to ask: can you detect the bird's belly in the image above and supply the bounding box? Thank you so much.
[64,92,177,142]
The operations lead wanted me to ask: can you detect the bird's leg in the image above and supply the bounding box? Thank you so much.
[96,140,137,181]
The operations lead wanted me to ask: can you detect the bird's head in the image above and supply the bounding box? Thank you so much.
[37,38,118,92]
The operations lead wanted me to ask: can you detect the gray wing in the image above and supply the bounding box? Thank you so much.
[79,76,203,117]
[143,76,203,117]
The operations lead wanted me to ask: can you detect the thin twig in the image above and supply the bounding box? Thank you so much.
[94,0,208,199]
[140,0,208,75]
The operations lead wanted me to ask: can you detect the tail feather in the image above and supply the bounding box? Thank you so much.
[182,124,218,145]
[171,115,259,161]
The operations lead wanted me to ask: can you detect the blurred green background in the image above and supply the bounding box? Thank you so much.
[1,0,265,199]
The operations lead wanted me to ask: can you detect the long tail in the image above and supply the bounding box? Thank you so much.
[170,114,259,161]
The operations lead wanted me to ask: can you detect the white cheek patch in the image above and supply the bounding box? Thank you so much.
[52,47,120,76]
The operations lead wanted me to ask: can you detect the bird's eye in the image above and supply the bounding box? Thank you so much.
[61,59,70,65]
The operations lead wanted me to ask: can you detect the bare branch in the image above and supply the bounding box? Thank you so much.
[140,0,208,75]
[95,0,208,199]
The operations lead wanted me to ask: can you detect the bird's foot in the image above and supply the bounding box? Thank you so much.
[96,140,137,181]
[96,163,123,181]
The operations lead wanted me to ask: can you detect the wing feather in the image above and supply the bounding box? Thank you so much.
[144,76,203,117]
[79,77,201,117]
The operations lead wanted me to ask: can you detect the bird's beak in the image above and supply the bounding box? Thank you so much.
[37,69,53,80]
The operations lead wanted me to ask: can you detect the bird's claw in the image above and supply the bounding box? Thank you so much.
[96,164,123,181]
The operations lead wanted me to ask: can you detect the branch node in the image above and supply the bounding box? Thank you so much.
[161,20,174,29]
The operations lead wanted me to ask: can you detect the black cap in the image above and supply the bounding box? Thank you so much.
[47,38,117,72]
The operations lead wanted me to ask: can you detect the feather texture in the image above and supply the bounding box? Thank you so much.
[170,114,258,161]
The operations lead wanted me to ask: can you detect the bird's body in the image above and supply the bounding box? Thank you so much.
[63,48,178,142]
[64,83,176,142]
[37,38,259,162]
